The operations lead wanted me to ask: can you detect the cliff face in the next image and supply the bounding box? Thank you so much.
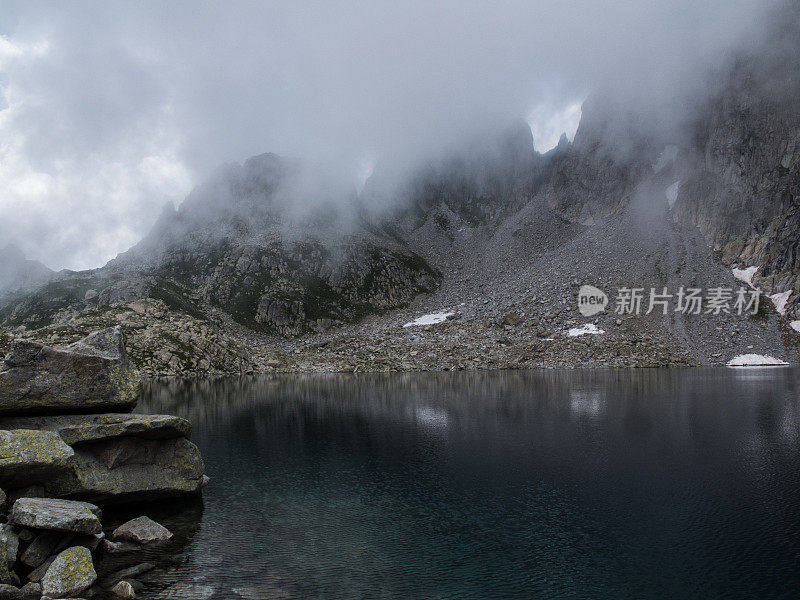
[671,13,800,318]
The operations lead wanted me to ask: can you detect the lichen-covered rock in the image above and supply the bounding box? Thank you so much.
[0,327,140,416]
[111,517,172,545]
[0,583,22,600]
[47,437,205,503]
[18,582,40,600]
[0,430,74,489]
[41,546,96,599]
[0,414,191,446]
[10,498,101,534]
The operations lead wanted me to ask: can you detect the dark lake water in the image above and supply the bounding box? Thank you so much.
[132,369,800,599]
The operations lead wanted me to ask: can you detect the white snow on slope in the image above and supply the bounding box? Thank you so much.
[769,290,792,315]
[665,181,680,208]
[567,323,605,337]
[727,354,789,367]
[403,311,454,328]
[732,265,759,288]
[791,321,800,333]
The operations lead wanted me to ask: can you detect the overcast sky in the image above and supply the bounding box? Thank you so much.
[0,0,771,270]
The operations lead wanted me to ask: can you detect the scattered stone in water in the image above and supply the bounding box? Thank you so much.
[100,540,140,555]
[110,580,136,599]
[10,498,102,535]
[112,517,173,546]
[41,546,97,599]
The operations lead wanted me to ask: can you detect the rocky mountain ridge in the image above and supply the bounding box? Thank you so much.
[0,3,798,374]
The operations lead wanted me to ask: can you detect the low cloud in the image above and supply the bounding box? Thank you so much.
[0,0,772,270]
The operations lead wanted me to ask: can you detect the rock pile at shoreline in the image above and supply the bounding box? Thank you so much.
[0,326,207,598]
[0,496,175,599]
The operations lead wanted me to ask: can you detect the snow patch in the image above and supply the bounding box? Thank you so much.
[726,354,789,367]
[791,321,800,333]
[403,311,454,328]
[567,323,605,337]
[732,265,758,288]
[653,145,679,173]
[769,290,792,316]
[665,180,680,208]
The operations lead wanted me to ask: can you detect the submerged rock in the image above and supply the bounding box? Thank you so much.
[0,414,192,446]
[0,430,74,489]
[10,498,102,534]
[41,546,97,599]
[111,517,172,545]
[154,583,214,600]
[0,327,140,416]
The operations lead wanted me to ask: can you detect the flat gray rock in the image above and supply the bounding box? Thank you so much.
[0,414,192,446]
[0,429,74,489]
[47,437,205,503]
[112,516,172,545]
[41,546,96,599]
[10,498,101,534]
[0,327,140,416]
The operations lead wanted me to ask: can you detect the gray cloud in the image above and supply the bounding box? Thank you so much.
[0,0,773,270]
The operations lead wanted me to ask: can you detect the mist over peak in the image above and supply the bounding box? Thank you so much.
[0,0,784,270]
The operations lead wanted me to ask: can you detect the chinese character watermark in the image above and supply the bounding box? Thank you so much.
[578,285,760,316]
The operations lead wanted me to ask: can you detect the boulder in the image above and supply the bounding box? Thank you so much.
[0,327,140,416]
[0,488,5,508]
[10,498,101,534]
[111,517,172,545]
[41,547,96,599]
[0,584,21,600]
[110,581,136,599]
[0,414,191,446]
[47,437,205,503]
[0,430,74,489]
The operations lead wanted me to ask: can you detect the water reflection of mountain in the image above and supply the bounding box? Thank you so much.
[140,368,800,461]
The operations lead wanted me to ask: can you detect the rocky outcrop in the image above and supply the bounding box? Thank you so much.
[0,327,205,504]
[0,431,74,490]
[0,327,140,416]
